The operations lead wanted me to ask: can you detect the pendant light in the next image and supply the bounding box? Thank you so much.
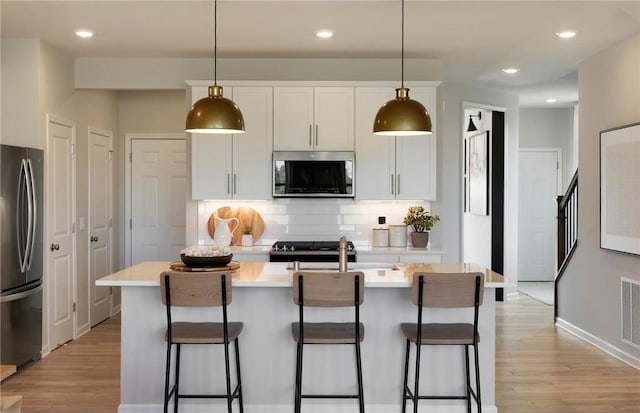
[373,0,432,136]
[466,112,481,132]
[185,0,245,134]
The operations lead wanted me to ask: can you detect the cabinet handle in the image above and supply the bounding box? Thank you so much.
[309,125,312,147]
[227,174,231,194]
[391,174,395,195]
[315,125,319,146]
[397,175,401,195]
[233,174,237,194]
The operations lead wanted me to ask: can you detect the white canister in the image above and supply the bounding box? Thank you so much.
[372,228,389,247]
[389,225,407,247]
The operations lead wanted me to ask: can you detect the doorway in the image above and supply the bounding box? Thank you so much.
[46,115,76,350]
[518,148,561,282]
[88,127,114,326]
[125,135,187,266]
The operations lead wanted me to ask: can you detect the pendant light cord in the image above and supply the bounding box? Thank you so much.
[401,0,404,88]
[213,0,217,84]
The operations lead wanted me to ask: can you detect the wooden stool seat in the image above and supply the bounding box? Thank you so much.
[291,322,364,344]
[400,323,479,345]
[166,322,244,344]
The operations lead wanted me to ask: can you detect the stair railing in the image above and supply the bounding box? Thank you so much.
[555,169,578,321]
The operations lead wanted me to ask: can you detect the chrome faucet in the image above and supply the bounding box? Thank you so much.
[338,236,348,272]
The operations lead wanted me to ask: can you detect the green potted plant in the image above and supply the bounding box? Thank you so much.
[403,206,440,248]
[241,226,253,247]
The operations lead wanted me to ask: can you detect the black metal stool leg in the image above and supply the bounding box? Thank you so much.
[413,342,421,413]
[464,345,471,413]
[235,338,244,413]
[474,344,482,413]
[401,339,410,413]
[163,342,172,413]
[294,341,303,413]
[355,341,364,413]
[224,340,232,413]
[174,344,181,413]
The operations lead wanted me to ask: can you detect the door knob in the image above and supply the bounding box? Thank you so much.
[90,236,99,242]
[50,243,60,251]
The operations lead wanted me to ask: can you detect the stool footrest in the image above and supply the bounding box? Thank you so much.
[302,394,361,399]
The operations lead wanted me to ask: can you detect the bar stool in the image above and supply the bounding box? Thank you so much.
[400,272,484,413]
[291,271,365,413]
[160,271,244,413]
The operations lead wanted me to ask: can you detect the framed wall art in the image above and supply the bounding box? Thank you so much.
[468,130,490,215]
[600,122,640,255]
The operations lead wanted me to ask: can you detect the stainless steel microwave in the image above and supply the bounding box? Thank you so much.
[273,151,355,198]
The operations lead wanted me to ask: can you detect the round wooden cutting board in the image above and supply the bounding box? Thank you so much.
[207,207,265,245]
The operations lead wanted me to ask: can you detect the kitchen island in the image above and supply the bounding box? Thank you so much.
[97,261,505,413]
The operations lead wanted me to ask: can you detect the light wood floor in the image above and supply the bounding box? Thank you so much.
[1,295,638,412]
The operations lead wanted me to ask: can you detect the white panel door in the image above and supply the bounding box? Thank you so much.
[47,117,75,348]
[355,87,396,200]
[232,86,273,199]
[314,87,354,151]
[395,88,437,200]
[131,139,187,265]
[518,149,560,281]
[88,128,112,326]
[273,87,314,151]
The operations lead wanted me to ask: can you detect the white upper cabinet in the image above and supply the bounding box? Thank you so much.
[274,87,354,151]
[355,87,437,201]
[191,86,273,200]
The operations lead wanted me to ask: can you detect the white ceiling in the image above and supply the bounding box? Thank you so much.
[2,1,639,107]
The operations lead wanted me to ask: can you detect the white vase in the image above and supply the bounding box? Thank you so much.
[241,234,254,247]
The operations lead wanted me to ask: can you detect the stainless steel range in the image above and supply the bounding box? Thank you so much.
[269,241,357,262]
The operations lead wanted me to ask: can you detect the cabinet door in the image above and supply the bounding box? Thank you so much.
[273,87,314,151]
[231,87,273,199]
[395,87,437,200]
[314,87,354,151]
[355,87,396,200]
[191,133,233,200]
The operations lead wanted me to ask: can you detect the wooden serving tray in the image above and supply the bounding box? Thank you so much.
[169,261,241,272]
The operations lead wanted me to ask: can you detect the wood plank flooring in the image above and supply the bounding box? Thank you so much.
[1,295,638,412]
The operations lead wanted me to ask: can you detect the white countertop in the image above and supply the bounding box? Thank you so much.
[97,261,506,288]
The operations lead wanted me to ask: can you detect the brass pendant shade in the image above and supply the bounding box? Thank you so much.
[373,87,432,136]
[185,0,245,135]
[372,0,432,136]
[186,85,245,134]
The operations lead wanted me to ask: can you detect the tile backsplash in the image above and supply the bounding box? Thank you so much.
[196,199,432,246]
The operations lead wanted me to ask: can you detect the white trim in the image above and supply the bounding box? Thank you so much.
[118,404,495,413]
[556,317,640,370]
[124,133,186,268]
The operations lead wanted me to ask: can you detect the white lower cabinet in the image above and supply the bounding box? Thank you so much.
[191,86,273,200]
[355,87,437,200]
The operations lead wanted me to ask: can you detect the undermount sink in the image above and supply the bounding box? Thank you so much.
[285,262,399,271]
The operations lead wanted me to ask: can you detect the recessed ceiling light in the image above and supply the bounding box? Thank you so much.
[315,30,334,39]
[555,30,577,39]
[546,98,557,103]
[75,30,94,39]
[502,68,519,75]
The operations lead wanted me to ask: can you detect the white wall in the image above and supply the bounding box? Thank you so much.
[520,107,575,191]
[439,83,520,299]
[1,39,41,148]
[558,33,640,366]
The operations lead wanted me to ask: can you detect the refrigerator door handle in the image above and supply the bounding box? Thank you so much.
[17,159,28,273]
[0,282,43,304]
[25,159,37,270]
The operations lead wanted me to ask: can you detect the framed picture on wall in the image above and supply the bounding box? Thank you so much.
[600,122,640,255]
[468,130,490,215]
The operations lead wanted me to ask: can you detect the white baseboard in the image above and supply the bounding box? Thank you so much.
[118,403,497,413]
[556,317,640,370]
[505,291,520,301]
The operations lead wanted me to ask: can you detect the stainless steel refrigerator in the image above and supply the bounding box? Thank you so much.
[1,144,43,366]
